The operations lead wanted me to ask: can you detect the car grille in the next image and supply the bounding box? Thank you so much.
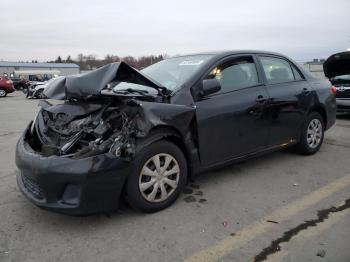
[21,174,45,200]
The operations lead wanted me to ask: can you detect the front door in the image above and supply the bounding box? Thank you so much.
[195,55,270,167]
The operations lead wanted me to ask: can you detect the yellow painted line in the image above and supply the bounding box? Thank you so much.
[185,174,350,262]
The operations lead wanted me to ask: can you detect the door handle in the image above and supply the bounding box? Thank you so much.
[302,88,310,94]
[255,95,267,103]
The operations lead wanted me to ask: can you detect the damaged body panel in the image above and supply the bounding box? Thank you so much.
[44,62,168,100]
[17,96,196,215]
[30,98,196,159]
[16,61,198,215]
[16,51,336,215]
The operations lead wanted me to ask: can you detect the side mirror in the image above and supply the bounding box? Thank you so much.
[201,78,221,96]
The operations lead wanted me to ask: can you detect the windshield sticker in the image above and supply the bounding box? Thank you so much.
[179,60,204,66]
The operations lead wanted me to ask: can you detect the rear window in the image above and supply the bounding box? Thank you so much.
[260,56,295,84]
[291,65,304,80]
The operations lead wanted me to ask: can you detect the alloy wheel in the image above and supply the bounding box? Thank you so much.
[0,89,6,97]
[139,153,180,203]
[306,118,322,148]
[36,90,45,99]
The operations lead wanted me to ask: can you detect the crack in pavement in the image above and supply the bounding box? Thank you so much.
[253,198,350,262]
[0,229,9,258]
[0,171,16,181]
[324,139,350,149]
[0,131,21,137]
[336,123,350,128]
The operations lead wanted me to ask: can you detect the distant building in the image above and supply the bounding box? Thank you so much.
[302,59,325,78]
[0,61,80,78]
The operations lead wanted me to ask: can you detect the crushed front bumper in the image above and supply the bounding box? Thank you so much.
[15,124,133,215]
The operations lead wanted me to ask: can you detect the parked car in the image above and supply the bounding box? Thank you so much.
[26,78,64,99]
[11,77,30,92]
[26,81,48,99]
[16,51,336,215]
[324,51,350,112]
[0,76,15,97]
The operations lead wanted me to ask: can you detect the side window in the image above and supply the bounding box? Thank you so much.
[206,56,259,93]
[260,56,294,84]
[291,64,304,80]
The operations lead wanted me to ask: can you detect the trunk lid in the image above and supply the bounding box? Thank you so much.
[324,51,350,98]
[324,51,350,79]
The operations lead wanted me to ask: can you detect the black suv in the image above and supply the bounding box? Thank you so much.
[16,50,336,215]
[324,51,350,112]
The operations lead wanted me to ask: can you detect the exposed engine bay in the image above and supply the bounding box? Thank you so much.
[27,98,148,159]
[24,62,195,160]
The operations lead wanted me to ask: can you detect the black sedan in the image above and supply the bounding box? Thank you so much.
[16,50,336,215]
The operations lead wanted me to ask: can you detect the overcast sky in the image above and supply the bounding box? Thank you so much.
[1,0,349,62]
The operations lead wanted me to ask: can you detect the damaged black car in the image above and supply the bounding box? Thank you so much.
[16,51,336,215]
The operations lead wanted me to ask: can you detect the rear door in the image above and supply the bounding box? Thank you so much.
[257,55,312,146]
[195,55,270,167]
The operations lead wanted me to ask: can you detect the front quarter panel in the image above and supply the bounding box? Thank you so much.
[135,101,196,137]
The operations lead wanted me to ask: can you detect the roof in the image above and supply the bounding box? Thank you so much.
[178,50,286,57]
[0,61,79,68]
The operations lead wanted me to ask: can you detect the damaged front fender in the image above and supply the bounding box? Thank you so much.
[27,97,196,162]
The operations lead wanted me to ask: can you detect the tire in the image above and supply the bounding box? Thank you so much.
[295,112,325,155]
[35,89,45,99]
[126,140,187,213]
[0,88,7,97]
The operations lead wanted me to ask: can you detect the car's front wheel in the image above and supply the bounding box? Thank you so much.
[296,111,325,155]
[35,89,46,99]
[126,140,187,212]
[0,88,7,97]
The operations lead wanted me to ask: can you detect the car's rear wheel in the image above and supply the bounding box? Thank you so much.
[295,111,324,155]
[126,140,187,212]
[0,88,7,97]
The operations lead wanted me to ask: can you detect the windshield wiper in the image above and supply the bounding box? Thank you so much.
[113,88,150,96]
[156,85,172,96]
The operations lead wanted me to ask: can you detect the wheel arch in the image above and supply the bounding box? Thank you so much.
[122,125,191,203]
[309,104,327,126]
[136,123,202,177]
[138,125,189,161]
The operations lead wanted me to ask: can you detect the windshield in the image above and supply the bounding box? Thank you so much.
[142,55,213,91]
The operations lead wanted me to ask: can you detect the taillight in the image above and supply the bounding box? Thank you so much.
[331,86,337,95]
[6,80,13,84]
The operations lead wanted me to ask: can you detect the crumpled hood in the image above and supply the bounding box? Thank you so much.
[323,51,350,78]
[44,62,163,100]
